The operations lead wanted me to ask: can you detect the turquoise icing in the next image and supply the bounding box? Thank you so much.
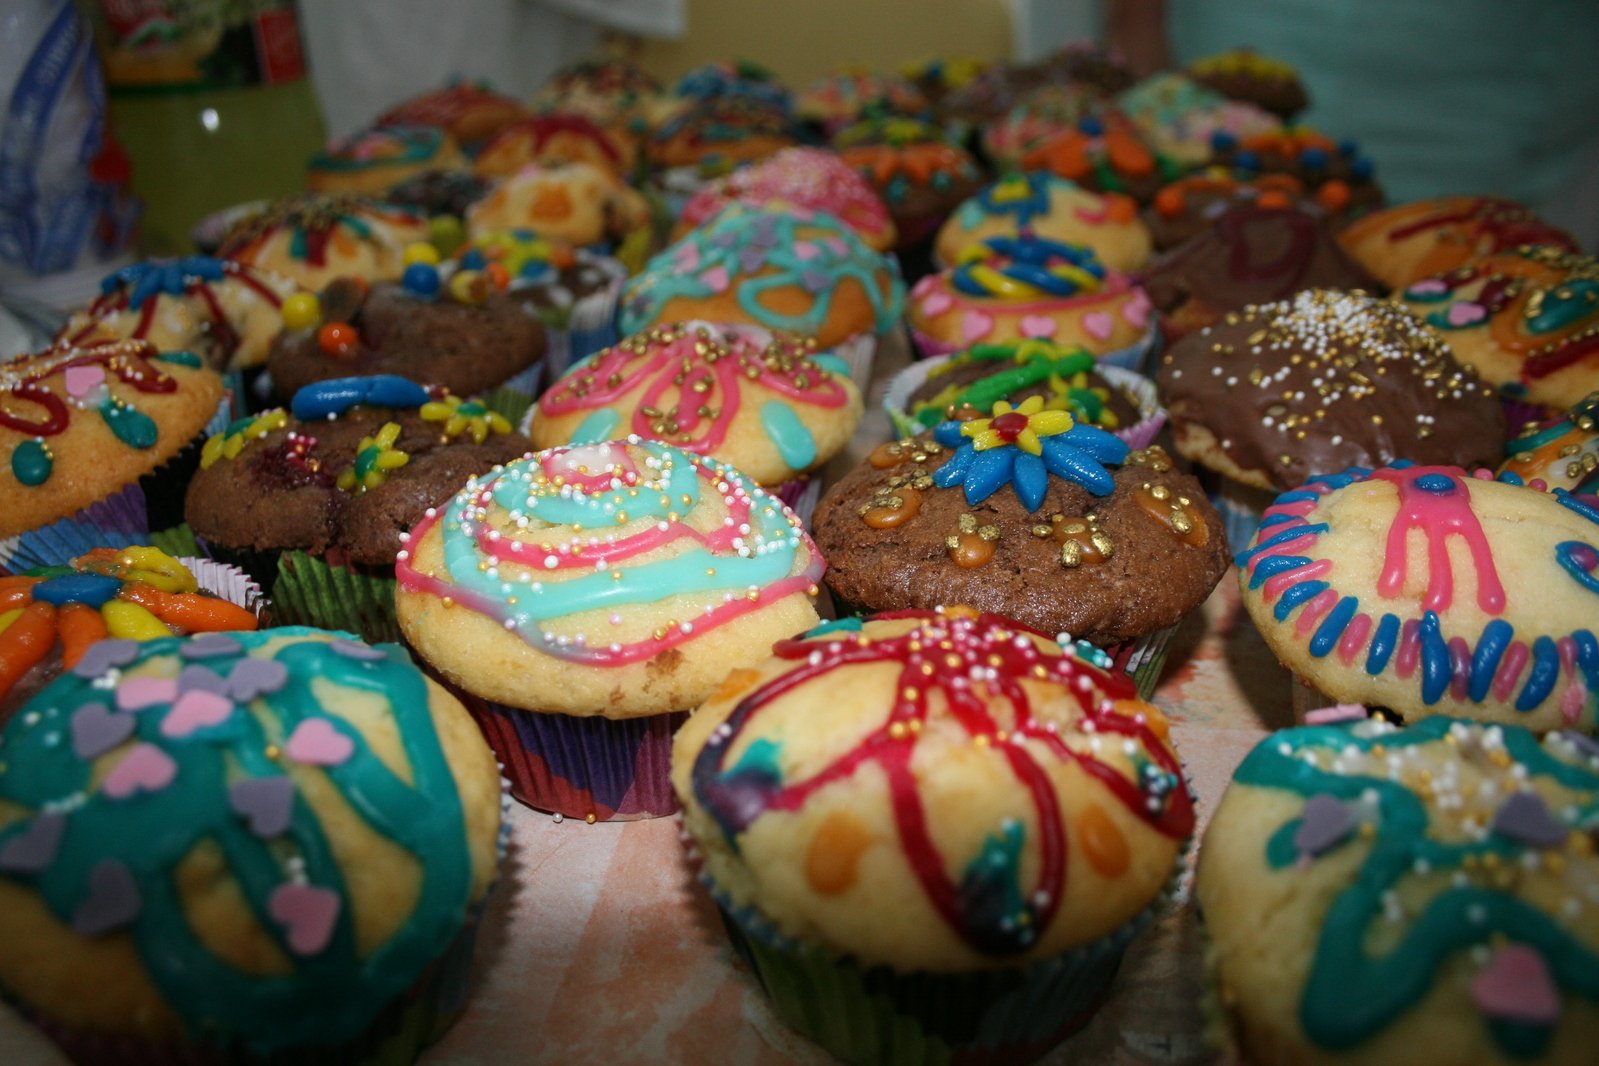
[1237,717,1599,1057]
[0,628,477,1053]
[759,401,817,470]
[619,205,905,338]
[729,737,783,784]
[153,351,203,369]
[568,408,620,445]
[1527,279,1599,335]
[11,439,51,486]
[810,353,850,378]
[958,818,1034,952]
[100,399,158,449]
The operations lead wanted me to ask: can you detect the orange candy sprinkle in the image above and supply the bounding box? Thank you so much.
[805,810,875,895]
[317,322,359,357]
[1077,803,1130,877]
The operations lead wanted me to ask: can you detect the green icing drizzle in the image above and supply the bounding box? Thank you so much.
[99,399,159,449]
[1236,717,1599,1056]
[569,408,620,445]
[0,628,476,1053]
[729,737,783,783]
[154,351,203,369]
[1527,279,1599,336]
[759,401,817,470]
[913,343,1105,429]
[11,439,51,486]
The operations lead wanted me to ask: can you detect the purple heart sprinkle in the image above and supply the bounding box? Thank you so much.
[1563,731,1599,761]
[799,269,832,294]
[72,859,142,935]
[329,639,385,662]
[71,702,135,760]
[0,812,67,874]
[1492,791,1567,849]
[179,633,243,660]
[1294,792,1356,858]
[228,658,289,703]
[711,230,740,250]
[229,776,296,838]
[177,665,230,697]
[738,247,767,274]
[71,639,141,679]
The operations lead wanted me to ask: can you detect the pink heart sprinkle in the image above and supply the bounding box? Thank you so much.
[1122,290,1151,329]
[673,243,701,271]
[64,365,105,399]
[700,264,730,292]
[116,677,178,713]
[161,690,234,739]
[102,743,177,800]
[961,310,994,342]
[919,290,954,317]
[792,241,821,261]
[1083,311,1115,341]
[269,883,341,956]
[285,718,355,767]
[1019,314,1058,339]
[1446,301,1488,327]
[1408,278,1448,296]
[1471,944,1561,1025]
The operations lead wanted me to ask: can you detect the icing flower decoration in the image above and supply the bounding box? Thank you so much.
[421,394,510,443]
[102,257,228,310]
[337,422,409,492]
[952,236,1105,299]
[932,396,1128,510]
[201,410,289,469]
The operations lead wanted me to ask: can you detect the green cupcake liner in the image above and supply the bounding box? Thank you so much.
[269,551,400,644]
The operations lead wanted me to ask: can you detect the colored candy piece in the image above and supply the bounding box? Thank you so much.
[102,599,171,641]
[229,777,296,838]
[177,664,231,696]
[1491,791,1568,848]
[72,701,136,759]
[102,743,178,799]
[0,812,67,874]
[285,718,355,767]
[1471,944,1562,1025]
[228,658,289,702]
[1293,792,1355,858]
[280,291,321,331]
[268,882,341,956]
[1082,311,1115,341]
[72,638,140,678]
[71,859,143,935]
[63,365,106,399]
[116,677,178,712]
[31,572,123,608]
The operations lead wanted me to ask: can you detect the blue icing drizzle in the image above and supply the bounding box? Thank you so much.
[568,408,620,445]
[958,818,1036,954]
[1310,596,1359,658]
[810,353,851,378]
[1235,524,1330,567]
[1273,580,1327,623]
[1366,614,1401,675]
[105,258,227,310]
[1248,554,1310,589]
[290,376,432,420]
[1469,620,1515,703]
[1518,637,1561,712]
[759,401,817,470]
[1418,611,1451,705]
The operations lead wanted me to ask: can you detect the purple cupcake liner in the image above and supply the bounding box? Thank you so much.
[771,476,823,526]
[1500,395,1559,441]
[0,480,151,572]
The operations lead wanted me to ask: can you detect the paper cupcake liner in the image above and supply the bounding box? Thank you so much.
[1203,475,1278,555]
[1500,396,1560,442]
[269,552,401,645]
[462,696,686,822]
[833,330,880,388]
[882,356,1166,448]
[151,524,202,559]
[178,555,271,626]
[479,360,545,429]
[771,476,823,526]
[1097,622,1181,700]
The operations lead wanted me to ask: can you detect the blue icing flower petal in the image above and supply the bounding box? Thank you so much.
[961,447,1014,505]
[933,444,975,487]
[1012,450,1048,511]
[933,420,966,448]
[1060,423,1129,464]
[1039,436,1115,495]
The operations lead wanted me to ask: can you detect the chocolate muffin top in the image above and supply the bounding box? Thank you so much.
[186,375,532,566]
[812,406,1228,646]
[1156,289,1505,492]
[267,275,544,401]
[1186,49,1309,120]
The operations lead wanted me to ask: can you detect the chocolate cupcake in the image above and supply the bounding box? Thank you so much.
[384,169,490,220]
[1209,128,1384,226]
[1186,49,1309,120]
[1141,172,1313,251]
[266,274,545,407]
[834,117,988,254]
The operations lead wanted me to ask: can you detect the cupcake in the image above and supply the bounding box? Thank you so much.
[394,438,824,820]
[935,172,1153,274]
[1236,463,1599,733]
[619,203,906,384]
[1017,113,1186,206]
[673,147,898,253]
[979,82,1112,170]
[55,256,299,373]
[382,169,490,222]
[0,545,263,717]
[907,234,1155,366]
[218,195,432,291]
[1117,72,1281,169]
[2,340,228,572]
[264,267,545,409]
[811,408,1229,693]
[0,627,504,1064]
[1338,196,1580,291]
[185,375,533,642]
[529,321,863,516]
[1209,128,1384,226]
[834,117,988,253]
[885,338,1162,449]
[1394,245,1599,418]
[530,58,663,133]
[463,161,651,252]
[673,608,1195,1066]
[647,96,798,172]
[1198,714,1599,1065]
[794,68,929,136]
[1139,203,1378,341]
[1186,48,1309,120]
[1498,391,1599,494]
[1141,171,1316,251]
[306,125,467,198]
[1156,289,1505,545]
[376,81,530,153]
[471,113,634,181]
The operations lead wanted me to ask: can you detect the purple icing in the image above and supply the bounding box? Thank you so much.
[799,268,831,293]
[229,776,296,838]
[72,859,142,935]
[177,664,231,697]
[738,246,767,274]
[227,658,289,702]
[70,702,135,760]
[329,638,385,662]
[71,639,140,678]
[1294,792,1355,858]
[1563,730,1599,761]
[0,812,66,874]
[1492,791,1568,849]
[179,632,244,659]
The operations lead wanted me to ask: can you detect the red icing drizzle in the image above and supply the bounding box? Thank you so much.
[1373,467,1505,614]
[63,261,285,350]
[0,340,179,436]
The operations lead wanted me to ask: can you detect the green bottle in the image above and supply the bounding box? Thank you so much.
[82,0,328,256]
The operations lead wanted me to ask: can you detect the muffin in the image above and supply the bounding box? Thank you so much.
[265,272,545,406]
[185,375,533,641]
[1139,203,1378,341]
[218,196,431,291]
[1338,196,1580,291]
[1394,245,1599,416]
[935,172,1153,274]
[463,161,651,251]
[530,321,863,514]
[979,82,1112,170]
[529,58,663,133]
[811,410,1228,692]
[647,96,798,172]
[885,338,1162,448]
[1157,290,1505,543]
[1018,113,1185,206]
[619,203,906,383]
[0,627,504,1064]
[834,117,987,252]
[1141,171,1316,251]
[1209,128,1384,225]
[2,340,227,571]
[1498,391,1599,494]
[307,125,467,198]
[55,256,300,373]
[673,147,898,253]
[376,81,529,152]
[1236,463,1599,733]
[1186,48,1309,120]
[907,234,1155,366]
[0,545,262,718]
[673,608,1195,1066]
[394,438,824,820]
[794,68,929,136]
[382,169,489,222]
[1198,715,1599,1065]
[1117,73,1281,169]
[470,113,634,181]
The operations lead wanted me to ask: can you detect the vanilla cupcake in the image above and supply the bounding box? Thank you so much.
[218,196,431,291]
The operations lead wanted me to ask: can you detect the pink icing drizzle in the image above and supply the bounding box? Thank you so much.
[1373,467,1506,615]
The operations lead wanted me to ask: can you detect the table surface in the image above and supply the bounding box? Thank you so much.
[0,333,1299,1066]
